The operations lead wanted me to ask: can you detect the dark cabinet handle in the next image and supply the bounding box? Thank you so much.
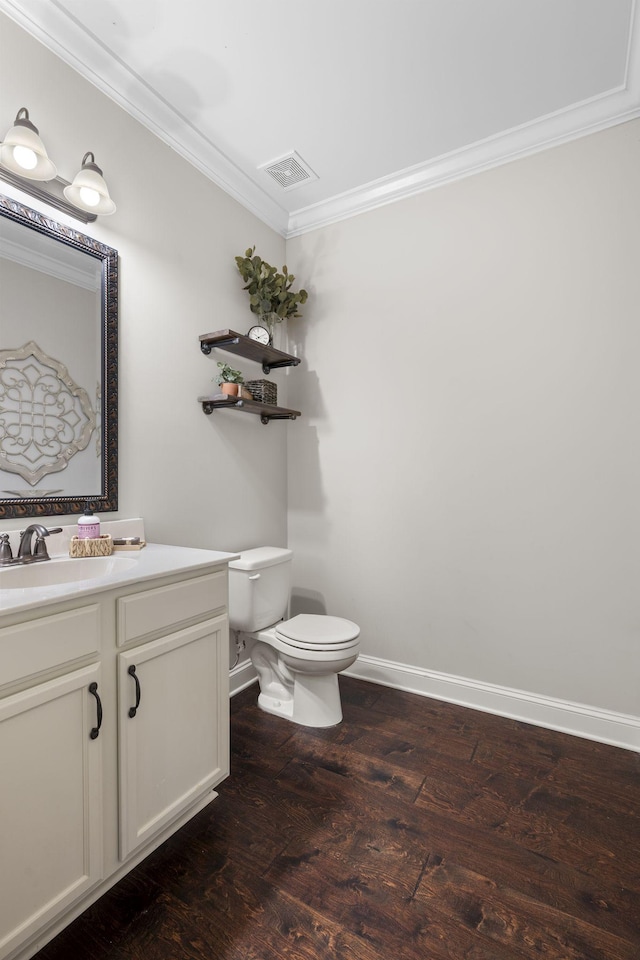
[89,682,102,739]
[128,664,141,718]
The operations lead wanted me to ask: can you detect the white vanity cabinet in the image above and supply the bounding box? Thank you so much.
[0,605,104,960]
[116,572,229,860]
[0,663,103,959]
[0,558,231,960]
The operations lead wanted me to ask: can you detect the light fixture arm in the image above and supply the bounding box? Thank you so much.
[81,152,101,174]
[0,167,97,223]
[11,107,39,136]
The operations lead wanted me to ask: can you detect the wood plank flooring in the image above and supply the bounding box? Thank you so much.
[36,677,640,959]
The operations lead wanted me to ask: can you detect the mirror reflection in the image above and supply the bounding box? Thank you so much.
[0,194,118,520]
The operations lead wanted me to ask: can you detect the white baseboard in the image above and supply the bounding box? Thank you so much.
[345,654,640,753]
[229,651,639,752]
[230,658,257,697]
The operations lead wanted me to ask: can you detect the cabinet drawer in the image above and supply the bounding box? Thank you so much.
[117,571,226,646]
[0,605,100,691]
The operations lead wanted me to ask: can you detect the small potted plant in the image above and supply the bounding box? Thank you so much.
[215,362,245,397]
[235,246,308,341]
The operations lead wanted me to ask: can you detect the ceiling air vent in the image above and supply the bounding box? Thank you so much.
[259,151,318,191]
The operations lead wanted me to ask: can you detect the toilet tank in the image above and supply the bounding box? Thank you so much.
[228,547,293,632]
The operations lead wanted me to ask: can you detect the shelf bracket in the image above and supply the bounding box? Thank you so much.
[262,357,301,375]
[201,336,240,356]
[260,414,298,424]
[201,397,243,415]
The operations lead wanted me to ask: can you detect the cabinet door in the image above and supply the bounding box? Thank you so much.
[118,615,229,860]
[0,665,103,959]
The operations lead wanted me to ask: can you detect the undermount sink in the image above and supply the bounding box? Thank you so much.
[0,555,138,590]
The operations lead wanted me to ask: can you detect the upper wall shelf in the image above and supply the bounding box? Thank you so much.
[199,329,301,375]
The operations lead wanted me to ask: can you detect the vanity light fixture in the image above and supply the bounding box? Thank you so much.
[0,107,116,223]
[0,107,57,180]
[63,153,116,216]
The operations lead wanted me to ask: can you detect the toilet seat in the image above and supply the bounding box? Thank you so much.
[275,614,360,651]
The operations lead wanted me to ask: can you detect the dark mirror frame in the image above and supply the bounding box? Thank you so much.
[0,194,118,520]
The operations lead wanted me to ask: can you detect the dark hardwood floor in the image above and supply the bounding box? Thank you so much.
[36,677,640,960]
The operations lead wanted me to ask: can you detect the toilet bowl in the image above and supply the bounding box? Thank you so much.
[229,549,360,727]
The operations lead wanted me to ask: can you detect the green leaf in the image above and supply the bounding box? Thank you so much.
[235,245,308,321]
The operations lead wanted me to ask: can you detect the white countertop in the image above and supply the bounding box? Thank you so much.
[0,542,239,617]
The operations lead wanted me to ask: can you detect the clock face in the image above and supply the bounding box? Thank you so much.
[247,325,271,345]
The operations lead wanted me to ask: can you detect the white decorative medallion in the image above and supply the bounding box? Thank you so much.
[0,340,96,485]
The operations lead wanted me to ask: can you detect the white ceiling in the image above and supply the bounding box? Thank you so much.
[1,0,639,237]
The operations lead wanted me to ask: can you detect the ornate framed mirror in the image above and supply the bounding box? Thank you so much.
[0,194,118,519]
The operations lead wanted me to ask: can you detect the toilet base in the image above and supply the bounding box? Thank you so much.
[249,633,358,728]
[292,672,343,727]
[257,690,294,721]
[254,669,343,727]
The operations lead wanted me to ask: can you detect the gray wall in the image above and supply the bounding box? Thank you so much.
[286,118,640,717]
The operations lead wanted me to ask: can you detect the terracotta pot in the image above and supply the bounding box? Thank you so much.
[220,382,238,396]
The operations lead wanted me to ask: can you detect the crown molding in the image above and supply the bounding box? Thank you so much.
[287,0,640,236]
[2,0,638,240]
[0,0,290,237]
[0,232,99,290]
[287,86,640,238]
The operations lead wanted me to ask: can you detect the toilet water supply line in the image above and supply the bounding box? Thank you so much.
[231,630,245,669]
[231,569,259,667]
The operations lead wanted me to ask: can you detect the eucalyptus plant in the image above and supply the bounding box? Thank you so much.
[235,246,308,323]
[215,362,244,385]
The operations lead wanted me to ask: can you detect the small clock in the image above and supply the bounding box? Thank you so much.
[247,324,271,345]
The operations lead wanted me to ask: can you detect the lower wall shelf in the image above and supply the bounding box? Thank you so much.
[198,395,301,424]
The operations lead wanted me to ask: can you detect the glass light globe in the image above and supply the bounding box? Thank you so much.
[12,145,38,171]
[79,186,101,208]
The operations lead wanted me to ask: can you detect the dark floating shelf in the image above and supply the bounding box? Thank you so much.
[197,394,301,425]
[199,329,301,375]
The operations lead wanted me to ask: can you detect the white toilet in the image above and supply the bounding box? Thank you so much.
[228,547,360,727]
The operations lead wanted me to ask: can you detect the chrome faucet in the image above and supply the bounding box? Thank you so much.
[17,524,63,562]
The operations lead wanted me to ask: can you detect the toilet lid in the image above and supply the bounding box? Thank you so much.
[276,614,360,648]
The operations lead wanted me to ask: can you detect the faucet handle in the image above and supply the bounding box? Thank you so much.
[33,538,50,559]
[0,533,13,563]
[33,528,63,560]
